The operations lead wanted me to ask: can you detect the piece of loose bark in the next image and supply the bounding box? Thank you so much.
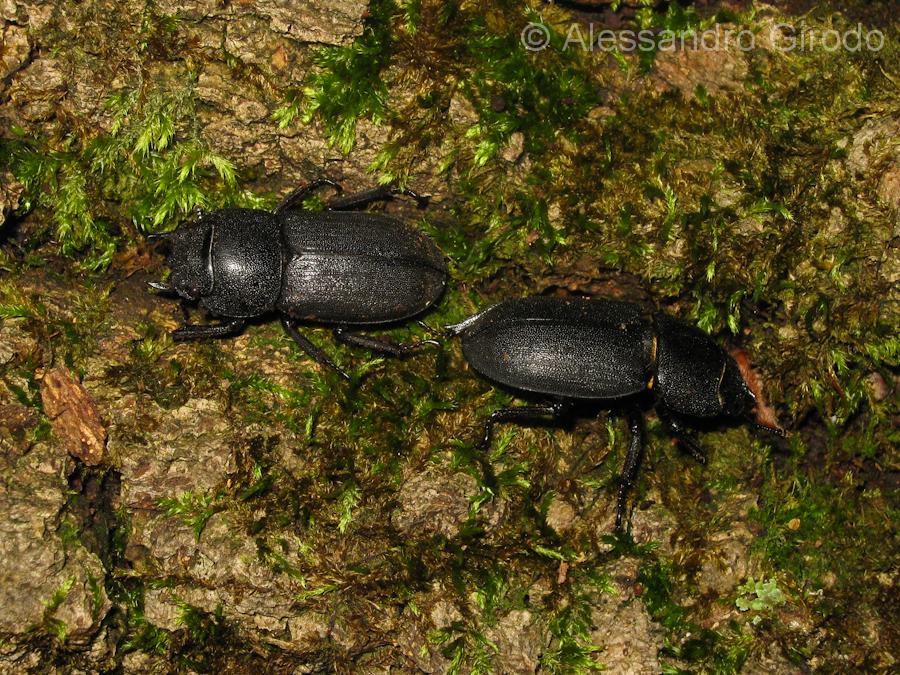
[40,367,107,465]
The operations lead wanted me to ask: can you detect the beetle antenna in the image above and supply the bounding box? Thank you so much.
[146,232,174,254]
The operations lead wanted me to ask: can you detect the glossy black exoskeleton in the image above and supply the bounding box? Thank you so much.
[447,296,784,530]
[149,180,447,379]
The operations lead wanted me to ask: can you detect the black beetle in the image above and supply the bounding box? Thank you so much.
[149,179,448,378]
[447,296,784,530]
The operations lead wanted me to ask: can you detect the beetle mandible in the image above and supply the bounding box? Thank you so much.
[447,296,784,530]
[149,179,448,379]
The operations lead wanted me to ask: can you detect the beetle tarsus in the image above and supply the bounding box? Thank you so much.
[282,318,351,380]
[172,318,247,342]
[480,400,571,450]
[615,410,646,531]
[392,186,430,209]
[332,328,439,358]
[679,437,708,465]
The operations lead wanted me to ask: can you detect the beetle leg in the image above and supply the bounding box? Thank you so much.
[416,320,453,339]
[657,409,708,465]
[390,186,430,209]
[480,400,572,450]
[324,183,430,211]
[172,318,246,341]
[615,410,646,531]
[332,328,439,357]
[282,318,351,380]
[274,178,345,214]
[179,300,193,325]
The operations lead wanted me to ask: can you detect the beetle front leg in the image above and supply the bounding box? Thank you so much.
[332,328,440,358]
[282,318,351,380]
[615,409,646,531]
[657,408,708,465]
[172,318,246,342]
[178,299,195,326]
[481,400,572,450]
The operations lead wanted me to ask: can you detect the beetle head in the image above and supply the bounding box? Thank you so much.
[654,314,783,437]
[720,356,759,420]
[150,221,213,302]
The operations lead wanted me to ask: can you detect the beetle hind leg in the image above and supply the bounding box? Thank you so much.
[480,400,572,450]
[615,409,646,531]
[282,318,351,380]
[332,328,440,358]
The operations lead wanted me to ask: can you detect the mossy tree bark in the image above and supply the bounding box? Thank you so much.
[0,1,897,672]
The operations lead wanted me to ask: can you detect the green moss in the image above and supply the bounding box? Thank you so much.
[40,577,75,643]
[2,0,896,670]
[115,578,172,657]
[750,435,896,588]
[429,621,498,675]
[158,489,225,539]
[1,39,256,270]
[540,587,605,673]
[176,601,228,644]
[274,0,395,153]
[635,552,770,673]
[86,571,105,623]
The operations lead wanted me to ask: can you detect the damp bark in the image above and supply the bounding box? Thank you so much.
[0,0,897,672]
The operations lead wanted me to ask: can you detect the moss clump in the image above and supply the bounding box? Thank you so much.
[2,75,253,268]
[274,0,395,153]
[40,578,75,643]
[1,1,267,270]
